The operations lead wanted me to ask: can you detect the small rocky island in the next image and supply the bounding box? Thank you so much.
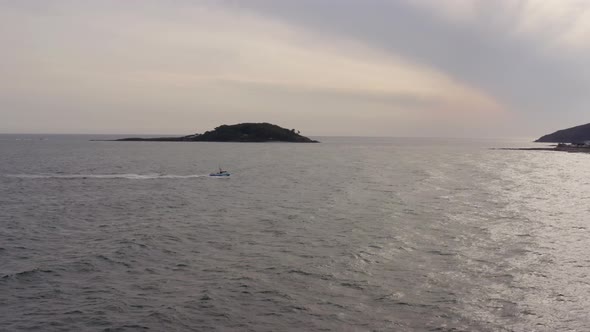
[115,123,319,143]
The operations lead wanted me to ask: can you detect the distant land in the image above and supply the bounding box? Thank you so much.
[536,123,590,143]
[499,122,590,154]
[112,123,319,143]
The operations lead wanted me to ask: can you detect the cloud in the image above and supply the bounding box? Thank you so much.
[514,0,590,50]
[0,0,506,135]
[1,0,587,136]
[234,0,590,132]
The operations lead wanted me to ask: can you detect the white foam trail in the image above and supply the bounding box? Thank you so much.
[5,173,208,180]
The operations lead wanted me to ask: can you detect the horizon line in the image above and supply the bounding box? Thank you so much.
[0,132,538,140]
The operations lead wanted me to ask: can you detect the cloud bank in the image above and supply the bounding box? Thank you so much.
[0,0,588,136]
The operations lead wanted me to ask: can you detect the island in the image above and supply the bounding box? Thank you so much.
[113,123,319,143]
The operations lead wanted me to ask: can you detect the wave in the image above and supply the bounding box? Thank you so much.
[1,268,54,280]
[4,173,208,180]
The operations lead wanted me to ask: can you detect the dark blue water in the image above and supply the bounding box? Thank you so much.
[1,135,588,331]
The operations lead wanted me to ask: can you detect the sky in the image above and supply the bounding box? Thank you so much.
[1,0,589,137]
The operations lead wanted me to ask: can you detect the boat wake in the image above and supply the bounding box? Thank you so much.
[5,173,209,180]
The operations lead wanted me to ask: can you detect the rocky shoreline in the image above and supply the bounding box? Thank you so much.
[497,143,590,154]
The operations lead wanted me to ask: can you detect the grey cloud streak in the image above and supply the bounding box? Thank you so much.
[232,0,590,131]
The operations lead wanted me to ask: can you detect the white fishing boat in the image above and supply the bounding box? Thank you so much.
[209,167,230,177]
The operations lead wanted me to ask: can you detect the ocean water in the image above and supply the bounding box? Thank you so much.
[1,135,589,331]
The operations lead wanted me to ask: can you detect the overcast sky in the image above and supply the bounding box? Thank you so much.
[1,0,589,137]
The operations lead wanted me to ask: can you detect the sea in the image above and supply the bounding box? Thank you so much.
[1,135,589,332]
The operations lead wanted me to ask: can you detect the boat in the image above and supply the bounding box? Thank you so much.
[209,167,230,177]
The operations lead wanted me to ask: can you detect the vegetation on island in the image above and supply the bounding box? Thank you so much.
[115,123,319,143]
[536,123,590,143]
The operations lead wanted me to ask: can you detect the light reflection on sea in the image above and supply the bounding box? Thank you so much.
[0,135,587,331]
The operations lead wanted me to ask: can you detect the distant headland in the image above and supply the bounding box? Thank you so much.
[532,123,590,153]
[535,123,590,143]
[500,123,590,153]
[111,123,319,143]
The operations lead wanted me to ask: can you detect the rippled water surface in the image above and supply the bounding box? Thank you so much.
[1,135,589,331]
